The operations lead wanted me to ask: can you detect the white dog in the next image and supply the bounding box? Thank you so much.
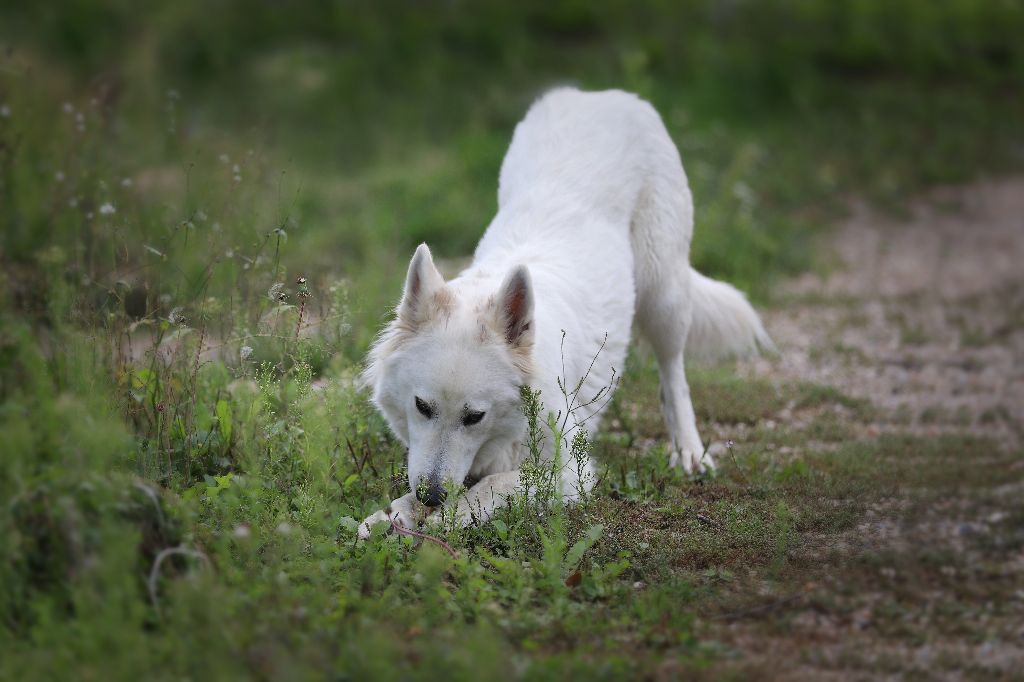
[359,88,771,538]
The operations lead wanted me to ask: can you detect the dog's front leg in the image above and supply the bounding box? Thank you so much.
[442,471,522,527]
[358,491,425,540]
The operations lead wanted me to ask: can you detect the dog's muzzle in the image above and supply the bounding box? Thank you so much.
[416,479,447,508]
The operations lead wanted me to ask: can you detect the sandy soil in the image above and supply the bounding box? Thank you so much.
[748,176,1024,449]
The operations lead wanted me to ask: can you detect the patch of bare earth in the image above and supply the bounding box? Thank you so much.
[710,178,1024,680]
[752,177,1024,446]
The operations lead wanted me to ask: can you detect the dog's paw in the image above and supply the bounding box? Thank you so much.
[357,508,394,540]
[670,448,717,474]
[357,494,421,540]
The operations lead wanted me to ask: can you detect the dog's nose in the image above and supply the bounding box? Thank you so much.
[416,480,447,508]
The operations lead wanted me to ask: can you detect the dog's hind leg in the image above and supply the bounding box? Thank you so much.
[656,346,711,473]
[632,170,714,473]
[637,280,712,473]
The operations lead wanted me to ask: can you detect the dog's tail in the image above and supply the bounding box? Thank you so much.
[685,268,775,363]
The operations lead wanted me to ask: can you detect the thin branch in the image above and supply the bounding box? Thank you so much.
[389,514,458,559]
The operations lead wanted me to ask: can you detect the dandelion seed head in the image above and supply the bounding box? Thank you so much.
[233,524,251,539]
[168,307,185,325]
[240,345,254,361]
[267,282,285,302]
[99,202,116,215]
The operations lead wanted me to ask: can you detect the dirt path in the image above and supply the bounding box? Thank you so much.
[712,178,1024,680]
[751,176,1024,447]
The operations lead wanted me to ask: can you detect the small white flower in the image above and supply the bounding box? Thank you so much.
[233,524,251,538]
[240,345,254,361]
[120,177,133,188]
[0,104,10,118]
[219,153,230,164]
[276,522,292,535]
[62,102,74,113]
[99,202,116,215]
[196,209,207,222]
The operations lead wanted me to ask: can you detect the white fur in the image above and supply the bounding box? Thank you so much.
[359,88,771,538]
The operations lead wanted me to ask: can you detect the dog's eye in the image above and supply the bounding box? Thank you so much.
[414,397,434,419]
[463,410,485,426]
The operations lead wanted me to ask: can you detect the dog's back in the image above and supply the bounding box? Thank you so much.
[497,88,674,228]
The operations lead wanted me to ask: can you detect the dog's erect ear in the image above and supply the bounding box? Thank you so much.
[497,265,533,348]
[398,243,445,328]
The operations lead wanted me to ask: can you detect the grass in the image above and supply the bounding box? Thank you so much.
[2,1,1024,679]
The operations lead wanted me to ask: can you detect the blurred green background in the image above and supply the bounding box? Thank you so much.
[2,2,1023,679]
[4,0,1023,357]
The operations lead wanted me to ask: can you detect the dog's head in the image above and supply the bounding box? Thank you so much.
[363,244,533,506]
